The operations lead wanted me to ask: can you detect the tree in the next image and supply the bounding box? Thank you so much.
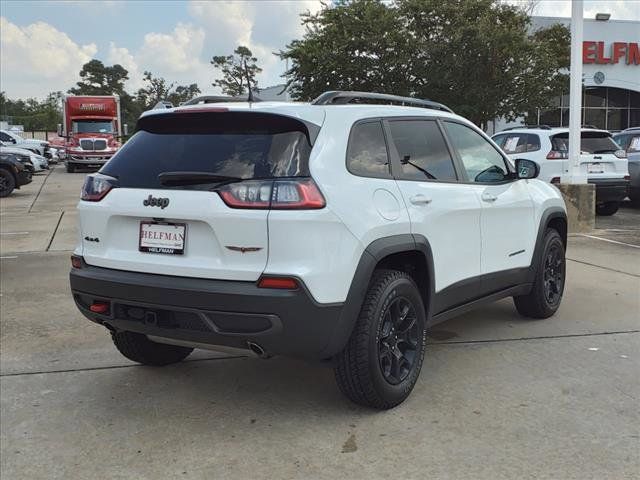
[279,0,411,101]
[0,91,62,131]
[279,0,570,129]
[168,84,201,106]
[134,71,201,110]
[211,46,262,96]
[68,59,129,96]
[136,71,175,109]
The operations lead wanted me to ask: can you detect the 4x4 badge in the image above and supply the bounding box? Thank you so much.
[143,195,169,209]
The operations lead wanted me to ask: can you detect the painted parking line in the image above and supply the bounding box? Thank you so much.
[0,256,18,259]
[0,232,30,235]
[578,234,640,249]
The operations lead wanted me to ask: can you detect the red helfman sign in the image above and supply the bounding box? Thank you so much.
[583,41,640,65]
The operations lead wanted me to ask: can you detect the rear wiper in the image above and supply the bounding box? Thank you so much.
[158,171,242,186]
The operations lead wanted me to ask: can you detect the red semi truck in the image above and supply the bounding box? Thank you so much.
[57,95,127,173]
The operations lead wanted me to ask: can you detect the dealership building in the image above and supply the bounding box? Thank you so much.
[492,15,639,133]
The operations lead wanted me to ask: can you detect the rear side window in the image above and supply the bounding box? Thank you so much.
[101,112,315,189]
[346,121,391,178]
[388,120,457,181]
[498,133,541,154]
[551,131,620,154]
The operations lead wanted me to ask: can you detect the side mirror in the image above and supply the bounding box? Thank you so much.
[123,124,129,136]
[57,124,63,138]
[515,158,539,179]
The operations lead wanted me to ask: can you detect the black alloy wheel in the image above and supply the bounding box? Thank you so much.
[513,228,565,319]
[543,243,564,307]
[334,269,427,409]
[378,297,420,385]
[0,169,16,197]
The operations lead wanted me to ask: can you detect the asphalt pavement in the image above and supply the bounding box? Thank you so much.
[1,166,638,479]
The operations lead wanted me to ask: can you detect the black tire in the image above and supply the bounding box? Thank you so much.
[66,163,75,173]
[0,168,16,197]
[513,229,565,319]
[111,331,193,366]
[334,269,427,409]
[595,202,619,216]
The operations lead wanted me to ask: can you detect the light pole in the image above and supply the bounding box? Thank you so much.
[563,0,587,184]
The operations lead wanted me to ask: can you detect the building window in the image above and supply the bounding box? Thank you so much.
[535,87,639,131]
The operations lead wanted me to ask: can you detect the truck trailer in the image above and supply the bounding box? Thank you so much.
[57,95,127,173]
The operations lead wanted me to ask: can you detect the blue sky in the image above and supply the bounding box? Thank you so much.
[1,0,638,100]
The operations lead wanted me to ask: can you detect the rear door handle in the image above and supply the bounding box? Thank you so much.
[409,194,432,205]
[481,192,498,203]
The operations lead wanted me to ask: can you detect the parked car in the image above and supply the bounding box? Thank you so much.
[492,126,629,216]
[0,153,32,197]
[47,147,61,164]
[613,127,640,205]
[70,91,567,409]
[0,129,51,159]
[0,143,48,172]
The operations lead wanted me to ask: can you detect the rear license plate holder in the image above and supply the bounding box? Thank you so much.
[587,163,604,174]
[139,221,186,255]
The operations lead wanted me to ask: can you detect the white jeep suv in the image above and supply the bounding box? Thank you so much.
[492,126,629,216]
[70,92,568,409]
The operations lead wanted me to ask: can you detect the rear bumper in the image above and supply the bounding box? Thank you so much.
[70,261,349,360]
[588,178,629,204]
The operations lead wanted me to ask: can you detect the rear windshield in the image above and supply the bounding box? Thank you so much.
[101,111,316,189]
[551,131,620,154]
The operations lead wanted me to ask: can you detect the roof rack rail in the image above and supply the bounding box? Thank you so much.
[502,124,552,131]
[311,91,453,113]
[182,94,262,105]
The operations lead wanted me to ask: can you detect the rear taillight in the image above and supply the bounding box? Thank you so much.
[614,149,627,159]
[624,175,630,181]
[81,173,117,201]
[546,150,568,160]
[217,178,325,210]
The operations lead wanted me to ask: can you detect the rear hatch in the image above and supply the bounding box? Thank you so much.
[78,109,319,281]
[551,131,628,179]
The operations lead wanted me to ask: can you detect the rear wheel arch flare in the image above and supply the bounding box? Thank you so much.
[361,234,435,318]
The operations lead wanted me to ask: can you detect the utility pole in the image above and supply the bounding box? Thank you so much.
[563,0,586,184]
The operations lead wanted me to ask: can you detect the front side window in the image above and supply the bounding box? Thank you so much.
[444,122,510,183]
[347,121,390,178]
[388,120,457,181]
